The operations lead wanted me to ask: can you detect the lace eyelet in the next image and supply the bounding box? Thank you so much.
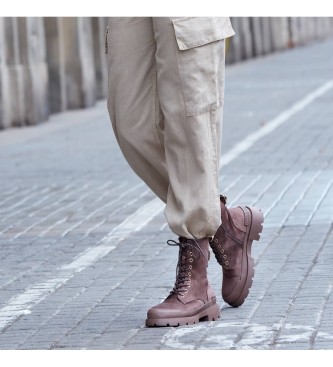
[218,244,221,248]
[214,239,218,243]
[221,249,224,253]
[189,265,192,269]
[188,272,192,276]
[225,261,229,266]
[189,252,193,256]
[223,255,227,259]
[189,258,193,262]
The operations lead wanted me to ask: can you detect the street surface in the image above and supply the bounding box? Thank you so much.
[0,38,333,349]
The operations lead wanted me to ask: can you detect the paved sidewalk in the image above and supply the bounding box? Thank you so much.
[0,38,333,350]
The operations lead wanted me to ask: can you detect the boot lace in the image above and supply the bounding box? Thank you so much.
[167,238,207,297]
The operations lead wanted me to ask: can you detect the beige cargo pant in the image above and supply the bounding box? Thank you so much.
[106,17,235,239]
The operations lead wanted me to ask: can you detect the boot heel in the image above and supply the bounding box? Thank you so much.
[247,207,264,241]
[200,303,220,322]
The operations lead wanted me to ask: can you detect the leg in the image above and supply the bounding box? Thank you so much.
[106,17,169,203]
[209,196,264,307]
[152,17,226,239]
[146,17,235,327]
[107,17,220,327]
[151,17,265,310]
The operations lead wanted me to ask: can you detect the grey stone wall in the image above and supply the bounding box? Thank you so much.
[226,17,333,63]
[0,17,333,130]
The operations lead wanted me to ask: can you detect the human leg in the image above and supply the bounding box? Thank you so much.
[145,17,235,327]
[106,17,169,203]
[152,17,233,239]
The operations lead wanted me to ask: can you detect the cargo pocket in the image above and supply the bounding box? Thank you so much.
[172,17,235,117]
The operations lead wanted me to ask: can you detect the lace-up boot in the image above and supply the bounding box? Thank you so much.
[146,237,220,327]
[209,195,264,307]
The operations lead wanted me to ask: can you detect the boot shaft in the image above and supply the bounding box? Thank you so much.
[173,237,211,303]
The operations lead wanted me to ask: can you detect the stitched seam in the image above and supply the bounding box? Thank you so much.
[207,110,214,237]
[151,64,165,159]
[208,109,220,237]
[108,17,146,27]
[182,37,224,49]
[172,17,195,24]
[172,27,190,118]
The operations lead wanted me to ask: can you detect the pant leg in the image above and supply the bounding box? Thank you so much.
[152,17,233,239]
[106,17,169,203]
[107,16,234,239]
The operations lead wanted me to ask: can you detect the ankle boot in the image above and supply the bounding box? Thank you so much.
[146,237,220,327]
[209,195,264,307]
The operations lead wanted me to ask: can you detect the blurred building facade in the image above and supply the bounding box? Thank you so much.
[0,17,333,130]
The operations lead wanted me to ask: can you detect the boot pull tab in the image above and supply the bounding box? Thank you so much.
[220,195,227,205]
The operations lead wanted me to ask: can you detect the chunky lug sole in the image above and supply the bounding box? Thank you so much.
[145,300,220,327]
[224,206,264,307]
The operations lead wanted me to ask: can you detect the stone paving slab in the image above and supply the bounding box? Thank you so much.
[0,38,333,350]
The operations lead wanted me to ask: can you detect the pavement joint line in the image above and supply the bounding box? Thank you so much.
[0,197,164,332]
[82,183,147,238]
[0,185,45,220]
[160,321,333,350]
[60,181,124,238]
[219,79,333,169]
[249,173,282,207]
[26,183,74,218]
[219,174,244,195]
[269,223,333,348]
[306,179,333,226]
[0,187,24,207]
[228,174,329,348]
[54,228,171,349]
[9,183,88,239]
[21,179,114,239]
[279,170,322,225]
[38,216,70,239]
[262,171,303,221]
[1,78,333,336]
[309,279,333,349]
[228,174,262,207]
[7,183,90,242]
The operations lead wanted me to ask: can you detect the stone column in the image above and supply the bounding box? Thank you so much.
[307,18,316,41]
[18,17,49,125]
[61,17,97,109]
[2,18,26,127]
[314,17,332,40]
[319,18,331,39]
[299,17,310,45]
[270,17,289,51]
[92,17,108,100]
[289,17,300,47]
[261,17,273,54]
[251,17,264,57]
[44,17,67,114]
[239,17,253,60]
[226,17,242,64]
[0,18,12,129]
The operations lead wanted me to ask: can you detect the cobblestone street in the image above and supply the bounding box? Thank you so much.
[0,38,333,350]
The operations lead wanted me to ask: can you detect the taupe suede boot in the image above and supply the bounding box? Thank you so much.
[146,237,220,327]
[209,195,264,307]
